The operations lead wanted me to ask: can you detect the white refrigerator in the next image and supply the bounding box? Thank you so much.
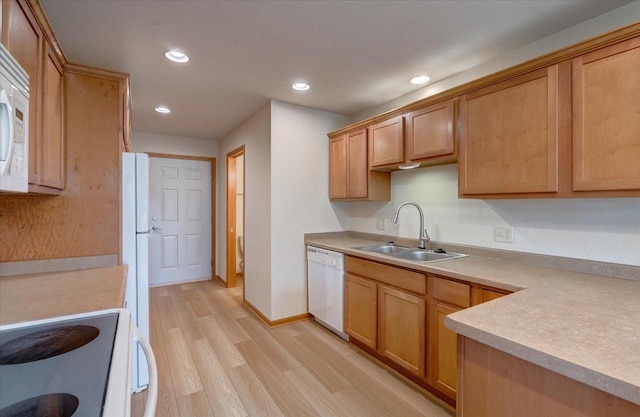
[122,152,150,393]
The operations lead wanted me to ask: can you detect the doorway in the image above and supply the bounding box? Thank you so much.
[226,146,245,289]
[147,154,216,286]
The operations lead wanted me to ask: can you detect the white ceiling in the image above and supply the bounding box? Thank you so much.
[41,0,631,141]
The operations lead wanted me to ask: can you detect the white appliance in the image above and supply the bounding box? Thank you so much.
[122,152,151,393]
[0,308,158,417]
[0,43,29,193]
[307,246,348,340]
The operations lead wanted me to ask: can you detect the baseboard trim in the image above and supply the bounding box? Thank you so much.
[243,299,311,328]
[215,275,226,285]
[149,277,212,288]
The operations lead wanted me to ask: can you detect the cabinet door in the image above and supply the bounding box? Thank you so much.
[41,44,64,189]
[459,66,560,195]
[406,99,455,161]
[369,116,404,167]
[329,135,347,199]
[573,37,640,191]
[5,0,43,185]
[428,301,461,401]
[378,285,425,377]
[347,128,368,198]
[344,273,377,349]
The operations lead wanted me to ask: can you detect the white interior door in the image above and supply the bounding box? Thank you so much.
[149,157,212,286]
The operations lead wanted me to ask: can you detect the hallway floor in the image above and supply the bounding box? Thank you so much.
[132,278,453,417]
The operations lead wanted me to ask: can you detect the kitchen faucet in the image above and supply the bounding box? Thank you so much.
[391,201,430,249]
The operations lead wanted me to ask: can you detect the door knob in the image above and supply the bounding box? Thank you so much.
[152,226,162,233]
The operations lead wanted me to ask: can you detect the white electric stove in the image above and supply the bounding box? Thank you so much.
[0,308,157,417]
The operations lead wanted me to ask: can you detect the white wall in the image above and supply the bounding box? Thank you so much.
[270,100,350,320]
[351,1,640,123]
[350,166,640,266]
[131,131,219,158]
[217,104,272,316]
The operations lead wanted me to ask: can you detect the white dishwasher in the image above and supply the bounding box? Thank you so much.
[307,246,348,340]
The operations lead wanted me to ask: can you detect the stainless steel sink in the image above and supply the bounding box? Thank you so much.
[354,244,410,255]
[391,249,467,262]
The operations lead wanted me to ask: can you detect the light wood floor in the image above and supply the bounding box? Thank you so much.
[132,278,453,417]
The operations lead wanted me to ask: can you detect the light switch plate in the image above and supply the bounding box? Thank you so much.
[376,218,387,231]
[494,225,513,243]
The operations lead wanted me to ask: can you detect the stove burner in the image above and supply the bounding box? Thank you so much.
[0,393,79,417]
[0,325,99,365]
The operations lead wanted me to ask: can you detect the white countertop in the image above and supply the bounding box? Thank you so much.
[305,234,640,405]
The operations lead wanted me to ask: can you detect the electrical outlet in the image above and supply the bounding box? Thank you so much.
[494,225,513,243]
[376,218,387,231]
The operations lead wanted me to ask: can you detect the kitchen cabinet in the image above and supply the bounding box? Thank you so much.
[343,254,515,407]
[345,256,427,377]
[405,99,456,164]
[427,276,471,401]
[459,65,562,196]
[572,36,640,192]
[2,0,66,192]
[328,128,390,201]
[378,284,425,377]
[41,43,64,189]
[367,100,457,171]
[122,79,132,152]
[369,116,404,167]
[481,288,508,303]
[344,273,377,349]
[458,337,640,417]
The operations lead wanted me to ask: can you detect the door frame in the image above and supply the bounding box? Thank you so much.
[147,152,217,280]
[226,145,245,289]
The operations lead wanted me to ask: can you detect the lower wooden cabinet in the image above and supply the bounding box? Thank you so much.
[344,257,426,377]
[458,337,640,417]
[344,256,513,407]
[481,288,508,303]
[344,273,377,349]
[427,300,462,400]
[379,284,425,377]
[427,276,471,402]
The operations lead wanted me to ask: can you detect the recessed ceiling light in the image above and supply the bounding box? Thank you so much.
[154,106,171,114]
[165,50,189,63]
[410,75,430,85]
[292,82,310,91]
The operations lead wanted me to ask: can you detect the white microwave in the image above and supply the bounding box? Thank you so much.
[0,43,29,193]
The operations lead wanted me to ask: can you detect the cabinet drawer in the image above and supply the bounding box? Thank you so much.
[345,256,426,295]
[481,288,509,303]
[431,276,470,308]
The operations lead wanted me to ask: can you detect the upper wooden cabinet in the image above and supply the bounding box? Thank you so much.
[406,99,456,163]
[329,135,348,199]
[369,116,404,167]
[328,128,390,201]
[41,43,64,189]
[122,79,132,152]
[572,37,640,192]
[459,66,562,196]
[3,0,66,192]
[367,101,458,171]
